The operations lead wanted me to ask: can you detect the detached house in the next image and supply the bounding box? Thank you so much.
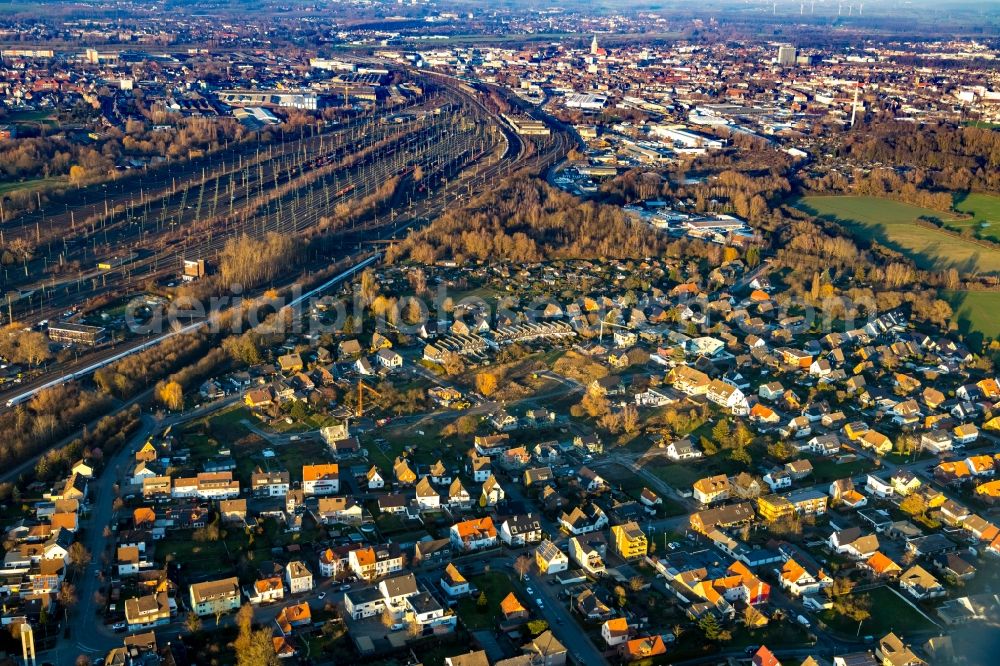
[569,534,608,576]
[602,617,630,647]
[611,522,648,560]
[559,504,608,535]
[706,379,749,415]
[693,475,731,505]
[450,517,498,552]
[415,477,440,511]
[440,564,470,598]
[665,438,703,461]
[500,514,543,547]
[302,464,339,496]
[899,565,945,600]
[576,467,607,492]
[779,559,832,597]
[447,479,472,510]
[828,528,880,560]
[480,475,505,507]
[535,540,569,575]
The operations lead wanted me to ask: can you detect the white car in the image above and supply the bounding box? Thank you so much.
[318,592,326,600]
[535,598,544,608]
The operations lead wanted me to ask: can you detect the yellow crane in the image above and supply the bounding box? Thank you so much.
[357,380,381,418]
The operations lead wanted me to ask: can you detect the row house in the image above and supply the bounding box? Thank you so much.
[171,472,240,500]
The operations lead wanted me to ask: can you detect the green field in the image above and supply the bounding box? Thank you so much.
[944,290,1000,339]
[796,195,1000,273]
[951,193,1000,242]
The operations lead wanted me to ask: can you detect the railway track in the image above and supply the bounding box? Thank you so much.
[3,89,485,322]
[0,74,570,410]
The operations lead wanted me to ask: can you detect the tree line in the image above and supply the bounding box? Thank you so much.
[386,176,733,266]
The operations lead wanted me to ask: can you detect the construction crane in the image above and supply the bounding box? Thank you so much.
[357,380,381,418]
[598,317,634,343]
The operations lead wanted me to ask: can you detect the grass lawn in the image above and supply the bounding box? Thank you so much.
[648,461,701,489]
[943,290,1000,340]
[369,422,463,468]
[795,195,1000,273]
[808,455,875,484]
[0,176,65,197]
[409,631,476,666]
[6,108,57,124]
[601,463,688,516]
[819,586,938,637]
[208,406,255,441]
[157,530,242,576]
[455,572,516,630]
[728,620,813,649]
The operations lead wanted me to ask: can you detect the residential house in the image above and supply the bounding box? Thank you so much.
[693,475,731,505]
[349,546,405,581]
[665,438,703,461]
[500,592,529,622]
[344,587,385,619]
[862,552,903,580]
[500,514,543,547]
[689,503,756,534]
[393,457,417,486]
[569,534,608,576]
[415,477,440,511]
[559,504,609,535]
[450,517,498,552]
[366,467,385,490]
[124,591,171,632]
[440,563,470,598]
[620,636,667,662]
[779,559,832,597]
[611,522,648,560]
[535,540,569,575]
[576,467,607,493]
[285,561,313,595]
[315,497,365,526]
[601,617,630,647]
[920,431,954,455]
[251,469,290,497]
[189,577,241,617]
[876,632,927,666]
[828,528,880,560]
[247,577,284,605]
[302,464,339,496]
[899,565,945,600]
[447,479,472,510]
[480,475,505,507]
[521,631,568,666]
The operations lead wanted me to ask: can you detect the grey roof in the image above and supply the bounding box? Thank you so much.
[381,573,418,599]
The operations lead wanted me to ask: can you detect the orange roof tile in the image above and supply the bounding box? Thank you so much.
[500,592,526,616]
